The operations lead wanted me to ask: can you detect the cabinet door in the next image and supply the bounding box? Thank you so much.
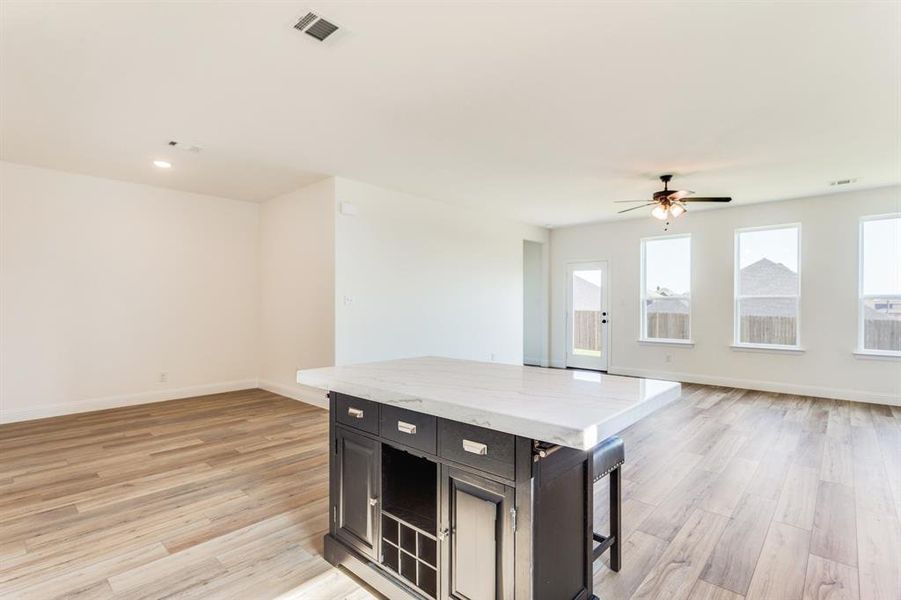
[440,466,514,600]
[335,427,379,558]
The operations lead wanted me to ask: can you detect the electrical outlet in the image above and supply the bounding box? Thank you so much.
[665,354,672,364]
[490,353,496,362]
[159,371,168,383]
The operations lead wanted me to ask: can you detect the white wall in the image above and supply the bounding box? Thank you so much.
[550,185,901,405]
[523,240,545,366]
[258,179,335,408]
[1,166,551,422]
[334,178,548,366]
[0,161,260,422]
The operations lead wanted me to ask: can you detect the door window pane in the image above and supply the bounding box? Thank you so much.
[641,236,691,341]
[572,269,601,356]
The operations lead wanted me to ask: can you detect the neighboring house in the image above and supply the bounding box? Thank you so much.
[868,299,901,319]
[740,257,798,296]
[739,258,798,317]
[573,274,602,312]
[646,296,690,314]
[645,285,689,315]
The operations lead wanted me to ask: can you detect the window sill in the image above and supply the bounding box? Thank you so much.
[730,344,805,355]
[853,349,901,361]
[638,339,695,348]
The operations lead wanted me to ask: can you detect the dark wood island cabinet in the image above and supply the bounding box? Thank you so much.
[298,357,681,600]
[326,392,595,600]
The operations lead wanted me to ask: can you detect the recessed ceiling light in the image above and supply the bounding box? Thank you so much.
[153,160,172,169]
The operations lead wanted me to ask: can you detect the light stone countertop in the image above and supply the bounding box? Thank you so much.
[296,357,681,450]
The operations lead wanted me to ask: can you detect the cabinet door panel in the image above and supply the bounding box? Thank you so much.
[441,466,514,600]
[335,428,379,558]
[453,490,497,599]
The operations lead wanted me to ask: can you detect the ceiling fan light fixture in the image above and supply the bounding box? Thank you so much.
[670,203,686,218]
[651,204,669,220]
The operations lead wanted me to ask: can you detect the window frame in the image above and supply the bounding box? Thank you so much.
[858,213,901,357]
[733,223,802,350]
[639,233,693,345]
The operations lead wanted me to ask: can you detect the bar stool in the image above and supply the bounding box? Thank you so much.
[591,436,625,571]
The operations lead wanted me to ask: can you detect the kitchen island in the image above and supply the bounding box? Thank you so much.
[297,357,680,600]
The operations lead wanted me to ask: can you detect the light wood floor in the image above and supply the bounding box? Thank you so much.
[1,386,899,600]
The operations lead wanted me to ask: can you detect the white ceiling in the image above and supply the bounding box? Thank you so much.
[2,1,899,226]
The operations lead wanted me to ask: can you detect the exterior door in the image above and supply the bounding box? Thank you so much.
[565,261,609,371]
[334,427,380,559]
[440,466,515,600]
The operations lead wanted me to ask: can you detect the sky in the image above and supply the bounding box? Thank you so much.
[645,236,691,295]
[862,217,901,295]
[738,227,799,271]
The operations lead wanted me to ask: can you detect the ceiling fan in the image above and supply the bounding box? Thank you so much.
[616,174,731,223]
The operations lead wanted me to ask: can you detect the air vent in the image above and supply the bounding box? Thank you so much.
[167,140,201,153]
[294,12,339,41]
[829,178,859,186]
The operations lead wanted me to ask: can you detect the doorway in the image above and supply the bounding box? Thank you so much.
[565,261,609,371]
[523,240,544,366]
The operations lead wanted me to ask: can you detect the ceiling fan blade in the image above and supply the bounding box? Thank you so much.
[667,190,694,201]
[681,197,732,202]
[617,202,656,214]
[613,200,651,203]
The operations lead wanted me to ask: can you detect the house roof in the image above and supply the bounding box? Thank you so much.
[740,258,798,296]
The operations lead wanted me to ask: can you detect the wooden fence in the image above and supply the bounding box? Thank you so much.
[576,310,900,351]
[573,311,600,351]
[739,316,797,345]
[646,314,690,341]
[865,320,901,352]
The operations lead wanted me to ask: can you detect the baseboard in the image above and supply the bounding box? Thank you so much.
[258,379,329,410]
[607,365,900,407]
[0,379,260,424]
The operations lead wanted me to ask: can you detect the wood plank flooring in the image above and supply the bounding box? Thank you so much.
[1,385,898,599]
[0,389,376,600]
[594,385,901,600]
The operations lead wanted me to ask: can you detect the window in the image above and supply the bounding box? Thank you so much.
[734,225,801,348]
[859,214,901,355]
[640,235,691,342]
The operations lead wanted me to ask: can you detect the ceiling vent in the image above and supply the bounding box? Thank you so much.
[294,12,339,41]
[167,140,201,153]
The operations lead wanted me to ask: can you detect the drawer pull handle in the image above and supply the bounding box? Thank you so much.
[347,407,364,419]
[463,439,488,455]
[397,421,417,435]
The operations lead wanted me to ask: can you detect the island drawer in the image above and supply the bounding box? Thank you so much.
[438,419,515,480]
[380,406,437,454]
[335,393,379,435]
